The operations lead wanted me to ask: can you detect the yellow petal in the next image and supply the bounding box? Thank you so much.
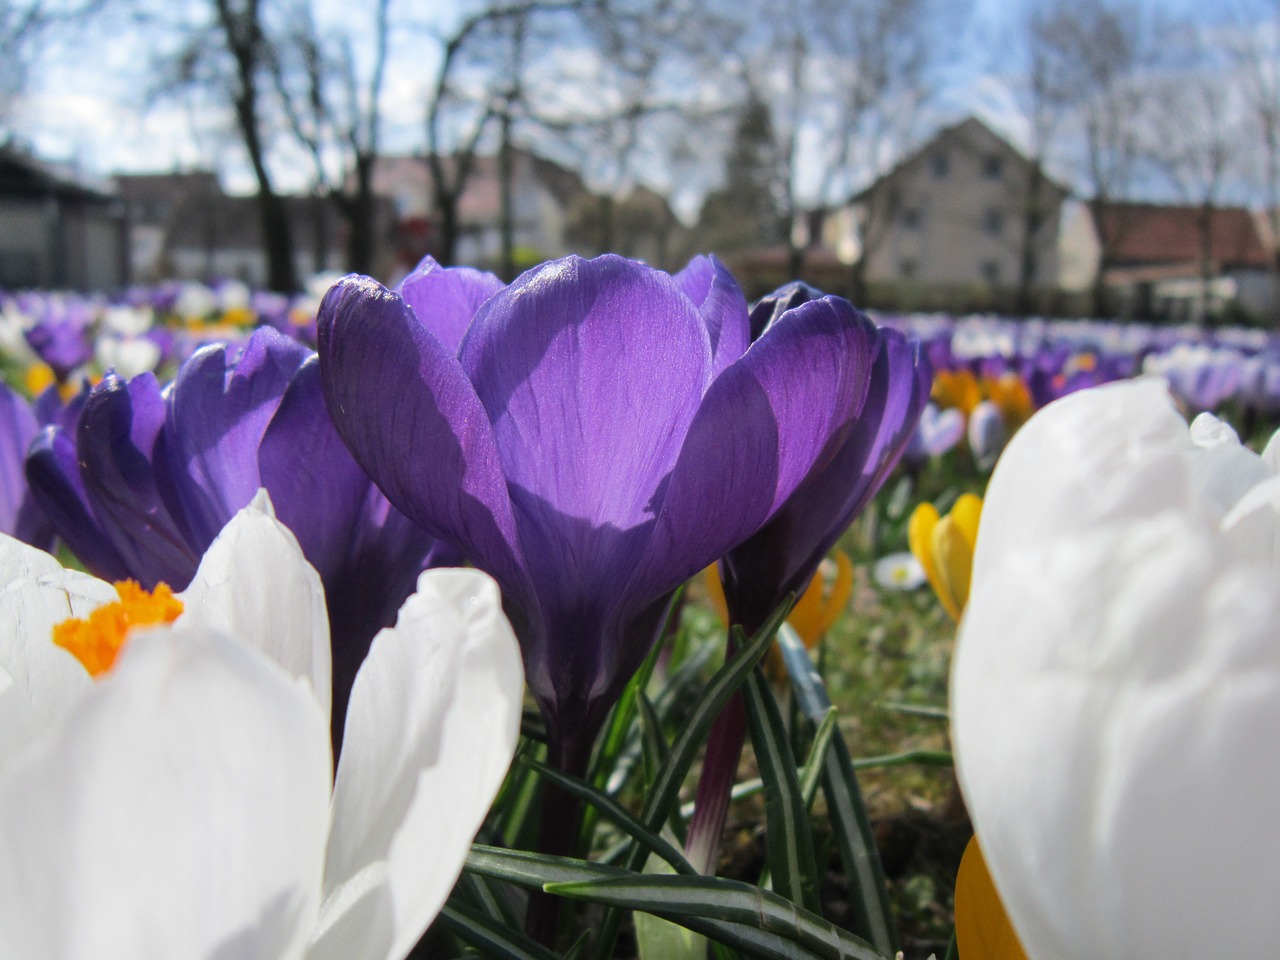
[986,373,1034,429]
[812,550,854,639]
[788,551,854,647]
[931,516,972,620]
[703,564,728,626]
[909,503,951,616]
[955,836,1030,960]
[24,363,55,396]
[951,493,984,553]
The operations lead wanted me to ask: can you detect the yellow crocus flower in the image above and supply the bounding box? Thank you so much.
[982,372,1034,431]
[908,493,982,620]
[932,368,982,415]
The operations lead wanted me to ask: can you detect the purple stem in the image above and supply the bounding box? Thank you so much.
[684,684,747,874]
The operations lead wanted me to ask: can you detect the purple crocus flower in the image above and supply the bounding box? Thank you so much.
[23,300,95,382]
[686,280,930,874]
[902,402,965,469]
[718,281,931,633]
[25,326,454,738]
[0,382,60,550]
[317,253,880,776]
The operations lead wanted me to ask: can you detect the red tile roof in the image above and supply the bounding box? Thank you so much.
[1096,203,1270,269]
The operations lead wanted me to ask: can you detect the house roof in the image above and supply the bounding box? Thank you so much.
[1095,203,1270,270]
[850,115,1070,203]
[0,146,116,204]
[370,148,592,223]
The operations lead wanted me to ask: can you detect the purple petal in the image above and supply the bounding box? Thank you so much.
[162,328,311,547]
[623,295,877,639]
[748,281,826,340]
[675,255,750,375]
[26,426,131,579]
[0,382,40,538]
[25,319,92,380]
[257,357,371,584]
[458,256,714,681]
[397,255,504,356]
[75,373,200,588]
[719,327,930,630]
[317,275,527,603]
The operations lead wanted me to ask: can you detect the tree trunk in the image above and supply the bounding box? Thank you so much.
[346,153,377,276]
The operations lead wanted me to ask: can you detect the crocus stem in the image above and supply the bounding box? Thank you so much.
[526,724,596,946]
[684,632,747,875]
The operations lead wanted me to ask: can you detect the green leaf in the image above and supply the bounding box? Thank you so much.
[582,592,678,848]
[742,666,821,913]
[777,623,899,956]
[519,756,696,876]
[546,874,891,960]
[466,844,627,889]
[436,902,563,960]
[454,869,524,929]
[799,707,840,809]
[590,596,794,960]
[637,690,669,787]
[636,846,707,960]
[851,749,953,770]
[878,701,950,721]
[497,739,549,853]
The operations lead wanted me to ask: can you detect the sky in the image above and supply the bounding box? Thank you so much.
[6,0,1248,210]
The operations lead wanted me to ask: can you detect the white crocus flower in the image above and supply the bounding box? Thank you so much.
[94,332,162,378]
[0,490,524,960]
[952,377,1280,960]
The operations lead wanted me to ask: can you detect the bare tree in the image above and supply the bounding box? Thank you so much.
[737,0,960,291]
[1144,19,1240,322]
[1033,0,1158,315]
[422,0,585,267]
[146,0,300,291]
[1004,1,1079,313]
[268,0,392,275]
[1230,0,1280,273]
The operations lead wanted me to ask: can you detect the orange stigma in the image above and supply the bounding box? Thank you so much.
[54,581,184,677]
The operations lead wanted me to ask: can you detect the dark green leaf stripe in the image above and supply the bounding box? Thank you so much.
[742,667,821,913]
[777,624,900,955]
[545,874,891,960]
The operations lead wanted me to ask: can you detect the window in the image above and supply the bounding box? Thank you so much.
[983,154,1004,180]
[930,152,949,179]
[983,208,1004,235]
[901,208,923,229]
[981,260,1001,285]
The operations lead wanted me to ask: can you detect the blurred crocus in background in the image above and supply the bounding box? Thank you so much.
[952,377,1280,959]
[909,493,982,622]
[24,326,454,741]
[0,493,523,960]
[0,380,84,552]
[902,402,965,470]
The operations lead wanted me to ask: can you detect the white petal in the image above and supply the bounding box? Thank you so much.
[1184,412,1269,515]
[954,517,1280,960]
[0,625,332,960]
[179,489,332,722]
[0,572,115,770]
[0,532,63,588]
[311,569,523,960]
[1221,474,1280,567]
[973,378,1196,585]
